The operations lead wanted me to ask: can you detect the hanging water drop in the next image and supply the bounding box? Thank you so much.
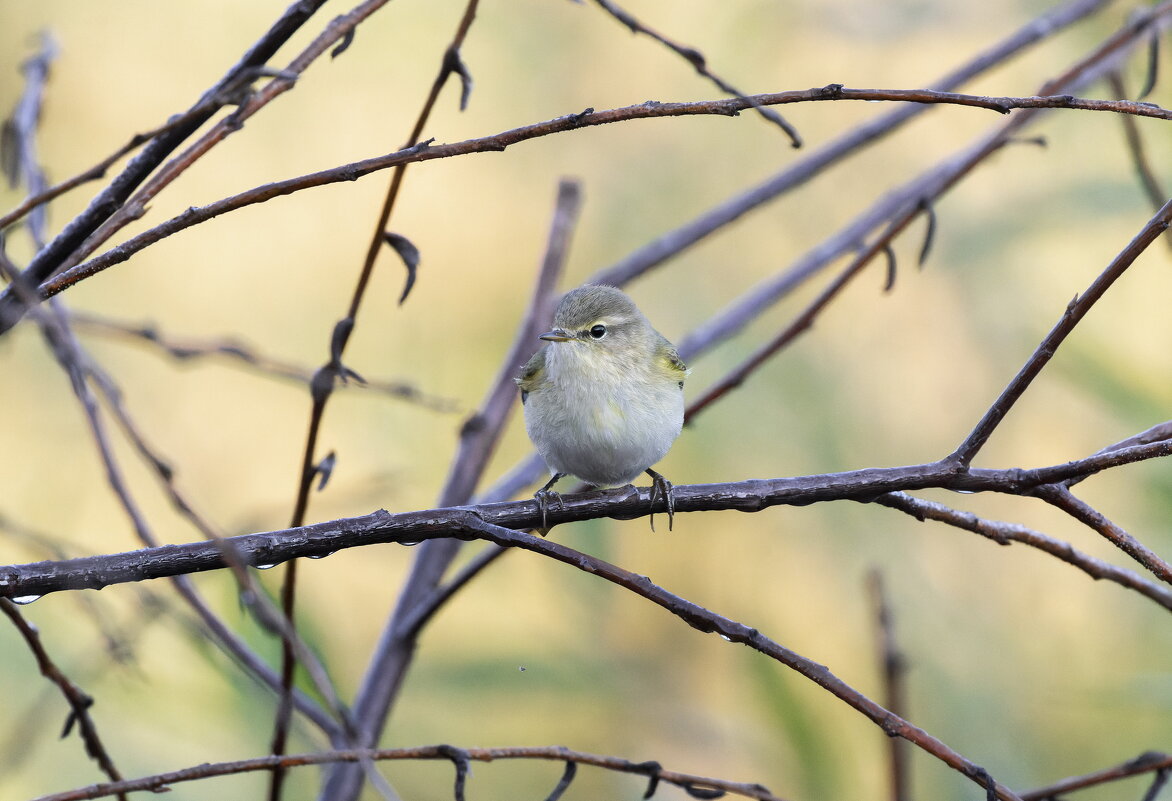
[11,595,42,605]
[255,563,277,570]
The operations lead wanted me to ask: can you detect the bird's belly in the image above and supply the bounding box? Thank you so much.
[528,381,683,487]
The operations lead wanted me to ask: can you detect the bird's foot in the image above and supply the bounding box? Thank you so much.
[533,488,565,536]
[645,468,676,532]
[533,472,567,536]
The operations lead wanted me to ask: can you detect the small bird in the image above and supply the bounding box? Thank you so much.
[516,284,688,533]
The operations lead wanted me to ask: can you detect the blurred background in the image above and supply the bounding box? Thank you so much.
[1,0,1171,799]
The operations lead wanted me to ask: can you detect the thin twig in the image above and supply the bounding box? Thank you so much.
[68,311,458,410]
[1022,751,1172,800]
[1,250,345,739]
[450,515,1023,801]
[587,0,1116,292]
[1105,70,1172,253]
[672,1,1172,363]
[867,571,910,801]
[0,104,236,234]
[588,0,801,146]
[30,4,401,292]
[685,204,930,420]
[874,492,1172,612]
[31,744,785,801]
[1,599,127,797]
[948,196,1172,467]
[279,5,485,798]
[31,85,1172,306]
[324,177,580,800]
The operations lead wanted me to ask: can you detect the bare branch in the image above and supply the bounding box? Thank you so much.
[949,196,1172,467]
[867,571,910,801]
[325,178,581,799]
[8,436,1172,599]
[1022,751,1172,800]
[0,0,332,332]
[588,0,802,146]
[2,32,57,247]
[1,598,126,796]
[875,492,1172,612]
[31,744,786,801]
[1034,485,1172,584]
[1106,71,1172,253]
[68,312,457,411]
[30,86,1172,309]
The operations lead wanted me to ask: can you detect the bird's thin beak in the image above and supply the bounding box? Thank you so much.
[539,329,573,342]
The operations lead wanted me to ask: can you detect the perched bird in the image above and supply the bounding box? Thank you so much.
[516,284,688,532]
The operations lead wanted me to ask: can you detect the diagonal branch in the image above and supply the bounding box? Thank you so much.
[1034,485,1172,584]
[588,0,801,146]
[2,598,127,797]
[948,196,1172,467]
[874,491,1172,611]
[0,0,331,332]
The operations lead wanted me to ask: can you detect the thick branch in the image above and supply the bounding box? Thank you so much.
[6,439,1172,599]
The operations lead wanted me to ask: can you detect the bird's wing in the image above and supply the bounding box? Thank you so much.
[515,347,546,403]
[656,336,689,388]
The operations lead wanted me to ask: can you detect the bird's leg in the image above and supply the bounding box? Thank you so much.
[645,468,675,532]
[533,472,566,536]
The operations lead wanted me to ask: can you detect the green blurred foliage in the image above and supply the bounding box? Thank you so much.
[1,0,1171,800]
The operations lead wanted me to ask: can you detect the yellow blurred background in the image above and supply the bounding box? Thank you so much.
[1,0,1171,799]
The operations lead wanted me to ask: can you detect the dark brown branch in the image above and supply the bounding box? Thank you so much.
[1034,485,1172,583]
[686,206,927,420]
[449,515,1021,801]
[7,437,1172,599]
[1,598,126,796]
[1,249,344,739]
[31,744,785,801]
[40,0,401,300]
[33,86,1172,307]
[874,492,1172,612]
[1022,751,1172,800]
[0,101,246,234]
[948,196,1172,467]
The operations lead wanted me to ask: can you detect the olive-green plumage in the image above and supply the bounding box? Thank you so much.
[517,285,687,490]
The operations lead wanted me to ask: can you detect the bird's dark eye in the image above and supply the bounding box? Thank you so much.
[589,324,607,339]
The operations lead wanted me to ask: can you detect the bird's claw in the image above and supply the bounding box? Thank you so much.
[534,488,564,536]
[646,469,675,532]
